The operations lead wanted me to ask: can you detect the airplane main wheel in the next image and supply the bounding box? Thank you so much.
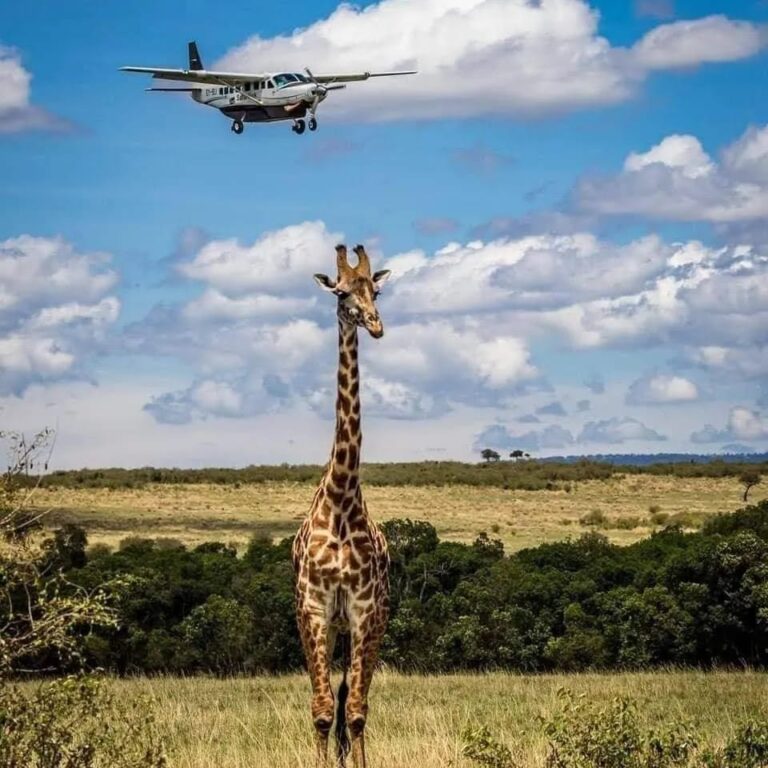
[292,119,306,135]
[231,119,244,135]
[308,117,318,131]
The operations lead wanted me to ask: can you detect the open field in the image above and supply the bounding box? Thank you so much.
[39,474,765,551]
[94,670,768,768]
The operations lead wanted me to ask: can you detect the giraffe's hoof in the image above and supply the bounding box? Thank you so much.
[314,715,333,736]
[347,714,366,737]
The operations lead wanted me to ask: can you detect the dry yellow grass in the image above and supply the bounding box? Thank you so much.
[40,474,763,552]
[107,670,768,768]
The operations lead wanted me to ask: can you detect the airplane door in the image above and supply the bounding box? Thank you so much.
[263,79,276,105]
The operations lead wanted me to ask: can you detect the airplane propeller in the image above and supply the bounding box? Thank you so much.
[304,67,346,112]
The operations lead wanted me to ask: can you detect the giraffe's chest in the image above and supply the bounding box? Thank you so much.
[303,522,376,605]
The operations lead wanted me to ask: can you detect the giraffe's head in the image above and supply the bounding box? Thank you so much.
[314,244,391,339]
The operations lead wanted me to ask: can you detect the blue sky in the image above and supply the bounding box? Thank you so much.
[1,0,767,467]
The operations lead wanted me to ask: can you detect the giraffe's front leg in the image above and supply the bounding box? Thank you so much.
[345,608,385,768]
[299,610,336,768]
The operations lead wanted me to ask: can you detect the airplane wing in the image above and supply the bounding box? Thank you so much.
[313,71,417,84]
[120,67,269,85]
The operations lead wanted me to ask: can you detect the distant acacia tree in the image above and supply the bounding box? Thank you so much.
[740,470,762,502]
[510,449,525,461]
[481,448,501,463]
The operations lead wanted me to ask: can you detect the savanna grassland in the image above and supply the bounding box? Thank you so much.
[100,670,768,768]
[17,462,768,768]
[40,473,765,551]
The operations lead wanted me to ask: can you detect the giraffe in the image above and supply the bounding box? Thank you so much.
[292,243,391,768]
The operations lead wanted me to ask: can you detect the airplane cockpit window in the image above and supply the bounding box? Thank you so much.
[294,73,309,83]
[274,73,300,88]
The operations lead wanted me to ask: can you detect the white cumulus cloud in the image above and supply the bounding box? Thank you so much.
[0,45,69,133]
[131,218,768,426]
[579,417,667,444]
[626,373,699,404]
[0,236,120,394]
[691,406,768,444]
[216,1,765,121]
[474,423,574,452]
[132,221,540,423]
[632,15,765,70]
[577,124,768,222]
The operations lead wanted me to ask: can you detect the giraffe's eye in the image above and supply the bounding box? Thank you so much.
[373,290,381,300]
[335,290,350,300]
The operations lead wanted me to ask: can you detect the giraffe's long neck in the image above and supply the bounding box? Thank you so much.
[324,319,361,501]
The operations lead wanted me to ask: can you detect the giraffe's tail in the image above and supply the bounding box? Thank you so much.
[335,633,351,763]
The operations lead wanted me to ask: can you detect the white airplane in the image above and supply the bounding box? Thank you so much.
[121,42,416,135]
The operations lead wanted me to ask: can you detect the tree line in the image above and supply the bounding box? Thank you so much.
[30,458,767,491]
[27,499,768,676]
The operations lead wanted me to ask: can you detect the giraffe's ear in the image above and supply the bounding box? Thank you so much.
[313,273,337,292]
[372,269,391,288]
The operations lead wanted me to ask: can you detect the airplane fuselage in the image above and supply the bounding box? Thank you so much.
[194,73,325,123]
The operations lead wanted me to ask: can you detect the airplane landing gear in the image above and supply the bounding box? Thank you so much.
[308,117,318,132]
[291,119,306,135]
[231,119,244,135]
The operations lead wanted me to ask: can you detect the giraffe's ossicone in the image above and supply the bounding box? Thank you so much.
[292,244,392,768]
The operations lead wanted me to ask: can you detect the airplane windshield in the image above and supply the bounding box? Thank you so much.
[274,73,300,88]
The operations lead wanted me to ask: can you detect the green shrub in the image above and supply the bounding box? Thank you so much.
[542,689,697,768]
[0,429,165,768]
[703,721,768,768]
[0,675,166,768]
[462,725,517,768]
[666,512,707,530]
[580,509,607,527]
[462,700,768,768]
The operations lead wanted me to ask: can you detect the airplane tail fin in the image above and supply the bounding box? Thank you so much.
[188,41,204,71]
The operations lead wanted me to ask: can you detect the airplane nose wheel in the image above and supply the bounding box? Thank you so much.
[308,117,318,132]
[231,119,244,135]
[291,119,306,135]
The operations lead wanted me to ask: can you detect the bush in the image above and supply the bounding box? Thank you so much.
[580,509,607,527]
[0,429,166,767]
[462,725,517,768]
[704,721,768,768]
[542,689,697,768]
[463,697,768,768]
[0,675,166,768]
